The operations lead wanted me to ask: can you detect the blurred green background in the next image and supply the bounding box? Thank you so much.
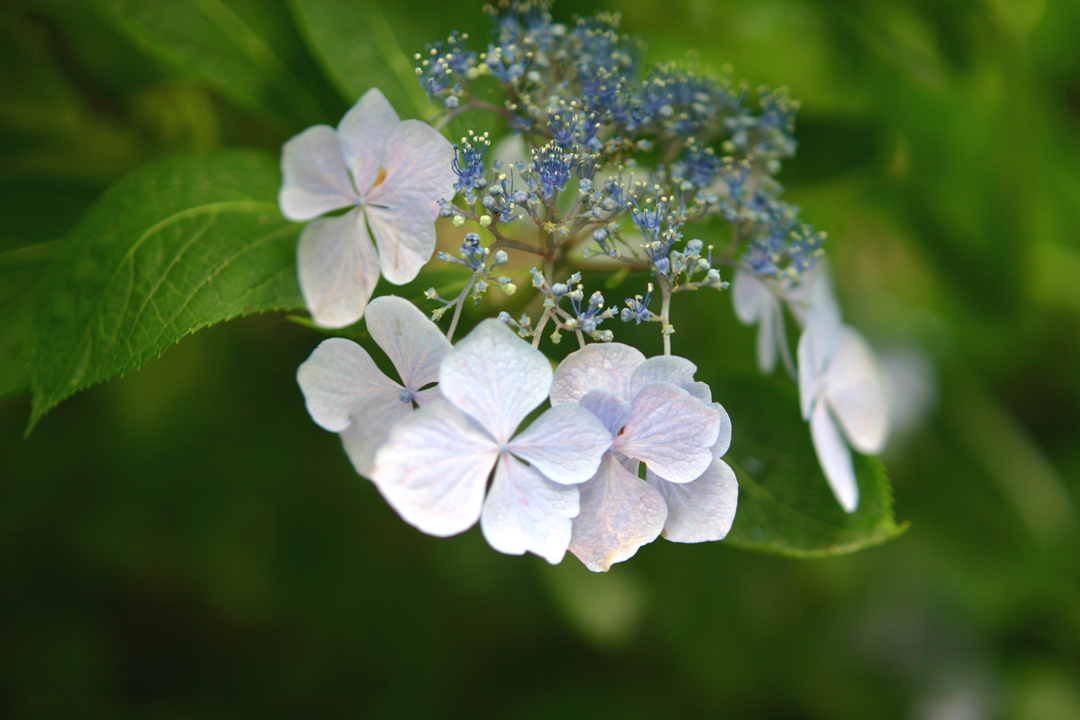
[2,0,1080,717]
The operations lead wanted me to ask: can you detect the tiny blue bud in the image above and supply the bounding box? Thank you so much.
[494,250,509,265]
[482,195,497,209]
[444,95,460,109]
[579,178,593,192]
[399,389,413,403]
[687,239,704,254]
[592,227,608,242]
[707,268,721,283]
[552,283,568,296]
[498,311,511,323]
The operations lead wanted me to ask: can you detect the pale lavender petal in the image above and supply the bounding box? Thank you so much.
[648,458,738,543]
[824,326,890,455]
[371,401,499,536]
[296,337,401,432]
[578,390,631,437]
[732,268,771,325]
[297,208,380,328]
[756,292,781,374]
[365,201,438,284]
[339,398,413,477]
[365,120,457,214]
[480,454,579,564]
[711,402,733,458]
[797,328,819,420]
[337,87,400,196]
[365,295,451,392]
[550,343,645,404]
[279,125,357,221]
[569,453,667,572]
[614,382,720,484]
[413,386,445,406]
[508,402,612,485]
[439,319,551,444]
[631,356,710,402]
[802,265,845,370]
[810,400,859,513]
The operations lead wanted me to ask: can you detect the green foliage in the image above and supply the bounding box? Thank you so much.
[27,150,303,430]
[96,0,335,128]
[288,0,428,117]
[711,373,906,556]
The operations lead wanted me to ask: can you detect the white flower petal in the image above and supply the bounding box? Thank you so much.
[365,201,438,284]
[371,402,499,536]
[732,268,770,325]
[756,291,781,374]
[648,458,738,543]
[480,454,579,564]
[550,342,645,404]
[614,382,720,483]
[296,337,401,432]
[439,319,551,444]
[365,120,458,214]
[711,402,733,458]
[339,398,413,477]
[824,327,890,454]
[631,356,711,402]
[414,386,445,406]
[797,327,819,420]
[337,88,400,196]
[802,265,845,369]
[578,390,631,436]
[569,453,667,572]
[810,400,859,513]
[297,208,380,328]
[509,402,612,485]
[279,125,357,221]
[365,295,451,392]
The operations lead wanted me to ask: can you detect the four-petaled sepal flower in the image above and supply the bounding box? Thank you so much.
[280,88,457,328]
[550,344,737,572]
[296,295,452,476]
[371,319,613,563]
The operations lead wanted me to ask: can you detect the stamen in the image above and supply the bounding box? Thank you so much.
[373,167,387,187]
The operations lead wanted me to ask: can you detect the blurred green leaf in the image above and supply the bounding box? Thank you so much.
[709,372,906,557]
[96,0,331,128]
[288,0,428,117]
[0,242,62,400]
[28,150,303,430]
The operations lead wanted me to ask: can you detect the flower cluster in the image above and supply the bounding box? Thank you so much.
[281,0,895,570]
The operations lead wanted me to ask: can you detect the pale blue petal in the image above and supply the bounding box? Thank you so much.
[480,454,579,564]
[337,87,400,196]
[810,400,859,513]
[569,453,667,572]
[648,458,738,543]
[578,390,631,437]
[439,320,551,444]
[339,398,412,477]
[297,208,380,328]
[550,342,645,404]
[365,200,439,284]
[296,337,400,432]
[372,401,499,536]
[279,124,357,221]
[631,356,710,402]
[508,402,612,484]
[824,326,889,454]
[365,295,451,392]
[614,382,720,484]
[364,120,457,214]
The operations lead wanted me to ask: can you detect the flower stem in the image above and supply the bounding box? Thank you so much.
[660,280,673,356]
[446,276,476,342]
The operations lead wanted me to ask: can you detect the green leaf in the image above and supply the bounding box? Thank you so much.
[28,150,303,429]
[96,0,332,128]
[706,372,906,557]
[287,0,429,117]
[0,241,61,400]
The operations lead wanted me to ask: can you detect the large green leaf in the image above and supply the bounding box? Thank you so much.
[707,372,906,557]
[0,241,60,401]
[288,0,428,117]
[96,0,332,128]
[28,150,303,429]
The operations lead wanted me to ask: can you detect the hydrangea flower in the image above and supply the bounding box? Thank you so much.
[732,269,787,374]
[280,88,456,328]
[550,344,737,571]
[371,319,612,563]
[296,295,451,476]
[797,294,889,513]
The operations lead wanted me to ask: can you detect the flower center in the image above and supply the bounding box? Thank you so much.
[372,167,387,187]
[398,389,413,404]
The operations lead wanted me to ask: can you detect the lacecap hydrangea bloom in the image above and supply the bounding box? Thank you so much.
[286,0,899,569]
[280,88,456,328]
